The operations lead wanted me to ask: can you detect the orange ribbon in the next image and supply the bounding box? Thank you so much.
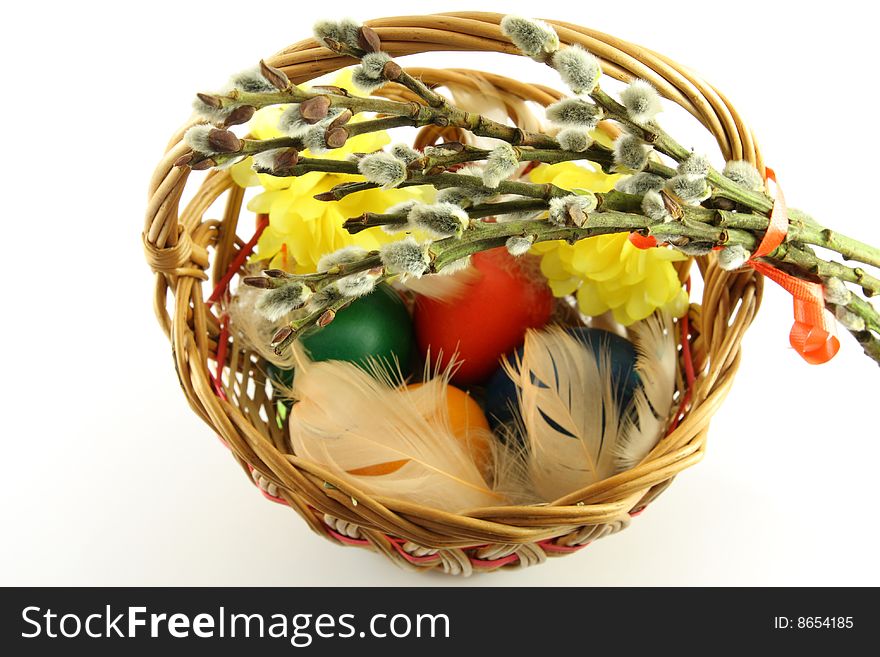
[748,169,839,364]
[626,169,838,363]
[628,232,658,249]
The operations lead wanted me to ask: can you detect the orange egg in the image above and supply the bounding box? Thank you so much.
[346,383,492,477]
[422,383,493,474]
[347,459,409,477]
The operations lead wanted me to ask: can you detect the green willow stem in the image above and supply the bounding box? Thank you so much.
[304,163,572,201]
[343,115,416,138]
[794,224,880,270]
[272,272,393,354]
[263,150,880,291]
[769,243,880,298]
[589,87,775,214]
[851,330,880,362]
[343,199,551,233]
[429,211,649,271]
[826,300,880,363]
[273,296,352,355]
[211,81,559,149]
[844,296,880,334]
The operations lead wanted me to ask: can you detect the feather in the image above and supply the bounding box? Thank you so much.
[613,311,677,470]
[505,326,625,501]
[443,73,543,145]
[226,282,298,368]
[287,350,505,512]
[399,262,481,301]
[506,312,677,501]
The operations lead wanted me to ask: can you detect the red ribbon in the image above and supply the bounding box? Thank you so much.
[748,169,839,364]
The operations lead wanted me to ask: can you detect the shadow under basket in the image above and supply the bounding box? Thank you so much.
[143,12,764,575]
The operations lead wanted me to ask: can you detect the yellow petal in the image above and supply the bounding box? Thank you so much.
[618,249,648,285]
[642,260,677,306]
[549,277,581,297]
[597,281,630,308]
[293,194,330,223]
[352,228,390,252]
[248,105,286,140]
[252,226,288,264]
[611,306,636,326]
[529,240,562,255]
[576,281,610,316]
[528,161,619,193]
[665,286,690,318]
[230,157,260,188]
[345,130,391,155]
[570,237,616,275]
[584,256,625,282]
[256,172,295,192]
[247,189,283,214]
[589,127,616,149]
[258,169,325,195]
[624,293,656,323]
[649,245,689,262]
[539,250,570,280]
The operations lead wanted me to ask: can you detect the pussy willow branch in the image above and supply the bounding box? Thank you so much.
[197,43,880,364]
[588,87,774,214]
[210,131,644,180]
[768,242,880,299]
[271,272,394,355]
[336,187,880,301]
[533,66,880,272]
[825,298,880,363]
[417,142,676,176]
[853,331,880,362]
[210,93,880,278]
[343,199,550,233]
[264,191,880,362]
[197,49,880,276]
[844,297,880,334]
[203,117,412,167]
[270,158,573,200]
[209,82,559,148]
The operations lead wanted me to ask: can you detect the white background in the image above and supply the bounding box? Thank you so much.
[1,0,878,586]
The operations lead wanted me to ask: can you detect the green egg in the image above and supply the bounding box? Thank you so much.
[265,362,294,389]
[265,362,295,424]
[302,283,415,378]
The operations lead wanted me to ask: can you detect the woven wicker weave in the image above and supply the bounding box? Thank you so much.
[143,12,764,574]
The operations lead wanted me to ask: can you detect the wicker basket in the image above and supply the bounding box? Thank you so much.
[143,12,764,575]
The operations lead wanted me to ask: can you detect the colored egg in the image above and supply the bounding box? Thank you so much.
[347,383,493,477]
[413,247,554,385]
[484,327,642,431]
[303,283,415,379]
[414,383,493,473]
[265,362,295,423]
[266,362,294,389]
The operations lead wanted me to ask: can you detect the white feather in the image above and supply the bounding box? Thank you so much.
[399,263,480,301]
[505,327,624,501]
[614,311,677,470]
[287,352,504,512]
[506,312,677,502]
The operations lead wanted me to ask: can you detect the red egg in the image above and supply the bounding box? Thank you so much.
[413,247,554,384]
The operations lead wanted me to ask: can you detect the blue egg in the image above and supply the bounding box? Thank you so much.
[484,327,641,432]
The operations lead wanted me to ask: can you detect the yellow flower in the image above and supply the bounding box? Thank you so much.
[529,159,620,193]
[229,70,429,273]
[529,161,689,325]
